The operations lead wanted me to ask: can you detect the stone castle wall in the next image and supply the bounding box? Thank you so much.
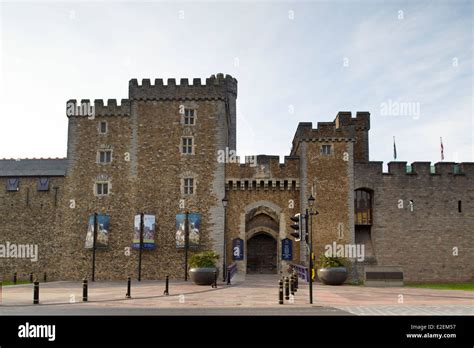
[355,161,474,282]
[0,76,472,284]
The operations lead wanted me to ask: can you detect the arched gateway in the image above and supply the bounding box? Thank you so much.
[244,201,281,275]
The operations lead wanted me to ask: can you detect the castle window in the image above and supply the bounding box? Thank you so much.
[409,200,414,212]
[95,182,109,196]
[6,178,19,192]
[37,178,50,191]
[458,200,462,213]
[453,164,461,174]
[181,137,194,154]
[321,144,332,156]
[184,178,194,195]
[354,189,372,225]
[184,108,195,125]
[99,121,107,134]
[98,150,112,164]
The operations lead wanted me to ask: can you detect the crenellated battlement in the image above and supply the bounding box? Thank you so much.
[129,73,238,101]
[335,111,370,130]
[66,99,130,117]
[225,155,300,181]
[291,111,371,152]
[357,161,474,176]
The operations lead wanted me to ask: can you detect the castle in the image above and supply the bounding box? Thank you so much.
[0,74,472,283]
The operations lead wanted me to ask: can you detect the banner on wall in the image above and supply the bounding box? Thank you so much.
[281,238,293,261]
[176,213,200,249]
[85,214,110,249]
[232,238,244,260]
[133,214,156,250]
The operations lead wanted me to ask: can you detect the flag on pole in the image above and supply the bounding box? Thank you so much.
[440,137,444,161]
[393,136,397,160]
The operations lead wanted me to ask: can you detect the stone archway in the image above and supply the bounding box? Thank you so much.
[246,232,277,274]
[242,200,282,275]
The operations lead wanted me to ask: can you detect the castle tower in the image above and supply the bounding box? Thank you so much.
[290,112,362,272]
[61,74,237,279]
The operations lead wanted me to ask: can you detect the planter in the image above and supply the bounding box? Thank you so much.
[189,267,219,285]
[317,267,348,285]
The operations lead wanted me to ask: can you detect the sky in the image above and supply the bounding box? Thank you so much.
[0,0,472,169]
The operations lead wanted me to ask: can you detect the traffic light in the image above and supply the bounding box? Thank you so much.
[290,213,302,241]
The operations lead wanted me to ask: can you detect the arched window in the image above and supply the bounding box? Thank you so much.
[354,189,372,225]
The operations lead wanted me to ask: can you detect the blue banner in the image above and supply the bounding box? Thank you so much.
[282,238,292,260]
[232,238,244,260]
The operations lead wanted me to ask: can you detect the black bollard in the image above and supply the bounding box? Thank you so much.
[212,271,217,289]
[294,271,298,291]
[29,273,33,283]
[13,272,17,285]
[126,277,131,299]
[284,276,290,300]
[226,269,231,285]
[163,275,169,296]
[33,281,39,304]
[290,274,295,296]
[43,272,47,283]
[82,279,88,302]
[279,279,284,305]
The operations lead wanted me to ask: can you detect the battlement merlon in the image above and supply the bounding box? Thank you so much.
[335,111,370,130]
[128,73,238,101]
[66,99,131,117]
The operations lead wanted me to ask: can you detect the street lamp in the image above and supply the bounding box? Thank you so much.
[307,194,315,304]
[222,196,228,282]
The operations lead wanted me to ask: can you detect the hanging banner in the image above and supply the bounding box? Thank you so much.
[85,215,95,249]
[133,214,156,250]
[281,238,293,261]
[176,213,200,249]
[232,238,244,260]
[85,214,110,249]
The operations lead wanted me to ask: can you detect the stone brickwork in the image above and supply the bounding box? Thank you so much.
[0,75,472,284]
[355,161,474,282]
[0,175,65,281]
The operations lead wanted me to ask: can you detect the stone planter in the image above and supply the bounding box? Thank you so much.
[317,267,348,285]
[189,267,219,285]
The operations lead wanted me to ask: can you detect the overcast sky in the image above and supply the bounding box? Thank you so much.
[0,0,472,169]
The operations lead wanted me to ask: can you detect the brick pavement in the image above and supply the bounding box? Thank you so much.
[0,275,472,315]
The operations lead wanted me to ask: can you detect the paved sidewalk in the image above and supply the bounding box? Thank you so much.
[0,275,472,315]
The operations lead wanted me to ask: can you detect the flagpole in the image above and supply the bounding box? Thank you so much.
[440,137,444,161]
[393,136,397,160]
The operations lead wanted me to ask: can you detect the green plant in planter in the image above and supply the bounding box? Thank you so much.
[316,254,348,285]
[317,254,346,268]
[189,251,219,269]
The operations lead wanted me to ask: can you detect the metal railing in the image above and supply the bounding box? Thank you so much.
[226,262,238,285]
[289,264,309,282]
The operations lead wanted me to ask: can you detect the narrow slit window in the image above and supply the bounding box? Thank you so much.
[99,121,107,134]
[458,200,462,213]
